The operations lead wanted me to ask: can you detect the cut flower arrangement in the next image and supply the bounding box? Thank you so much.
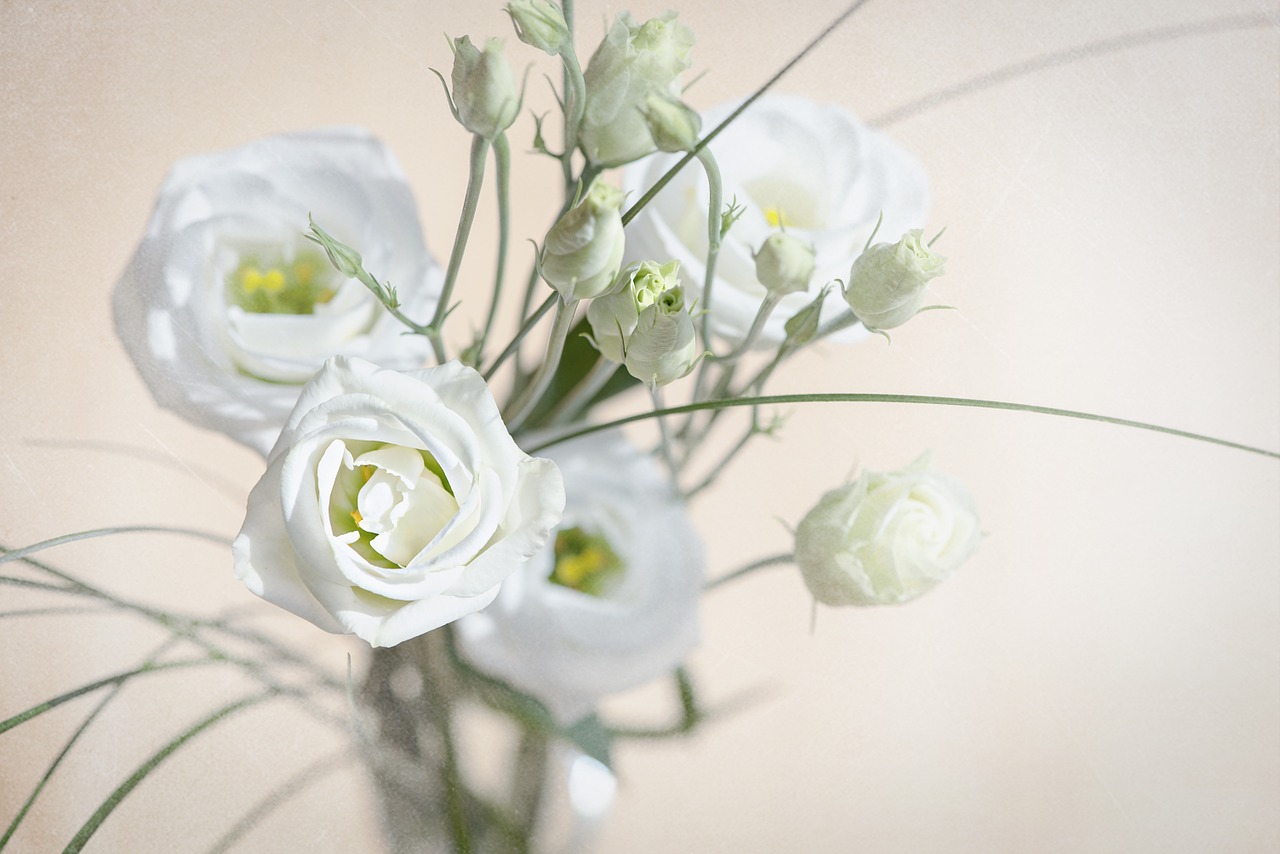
[2,1,1277,852]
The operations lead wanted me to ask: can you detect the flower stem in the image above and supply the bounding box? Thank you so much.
[695,148,723,350]
[718,294,782,362]
[545,355,619,426]
[485,293,557,382]
[528,393,1280,460]
[475,132,512,365]
[650,387,681,485]
[506,298,580,432]
[560,45,586,188]
[428,135,491,364]
[705,552,795,590]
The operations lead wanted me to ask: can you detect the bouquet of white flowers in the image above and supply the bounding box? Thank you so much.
[2,1,1276,851]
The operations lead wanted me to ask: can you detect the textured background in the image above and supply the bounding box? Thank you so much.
[2,1,1278,851]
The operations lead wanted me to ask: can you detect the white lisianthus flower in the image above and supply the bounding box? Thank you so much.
[232,356,564,648]
[113,128,440,454]
[795,454,980,606]
[843,228,946,331]
[580,12,696,166]
[456,433,702,726]
[540,181,626,301]
[623,93,928,348]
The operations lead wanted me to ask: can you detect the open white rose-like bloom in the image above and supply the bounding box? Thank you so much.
[113,127,441,454]
[232,356,565,648]
[623,93,928,348]
[795,454,981,606]
[456,433,703,726]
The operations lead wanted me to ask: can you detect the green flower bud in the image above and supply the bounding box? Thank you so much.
[783,284,830,349]
[505,0,570,56]
[754,231,816,296]
[306,218,363,279]
[640,92,701,153]
[450,36,520,139]
[842,229,946,331]
[540,181,627,301]
[585,260,681,361]
[579,12,695,165]
[624,287,699,388]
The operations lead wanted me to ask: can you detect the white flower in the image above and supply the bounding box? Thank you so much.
[232,356,564,648]
[623,93,928,349]
[540,181,626,301]
[580,12,696,166]
[843,229,946,331]
[113,127,440,454]
[450,36,520,140]
[456,433,702,725]
[795,454,980,606]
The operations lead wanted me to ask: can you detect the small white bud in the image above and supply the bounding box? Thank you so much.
[505,0,570,56]
[639,92,701,153]
[540,181,627,301]
[585,260,681,361]
[754,231,815,296]
[450,36,520,140]
[623,287,699,388]
[842,229,946,331]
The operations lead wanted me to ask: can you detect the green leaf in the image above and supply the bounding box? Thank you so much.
[527,393,1280,459]
[0,659,218,736]
[562,714,613,768]
[63,692,276,854]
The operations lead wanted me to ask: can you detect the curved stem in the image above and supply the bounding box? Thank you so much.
[560,45,586,188]
[718,294,782,363]
[505,299,580,432]
[527,393,1280,459]
[544,356,619,427]
[695,148,723,350]
[475,133,512,366]
[705,553,795,591]
[428,135,492,363]
[486,293,557,382]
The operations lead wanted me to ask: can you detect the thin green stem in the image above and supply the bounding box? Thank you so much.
[475,132,512,366]
[561,46,586,188]
[621,0,874,227]
[544,356,619,426]
[488,293,557,382]
[63,692,277,854]
[0,525,229,566]
[527,393,1280,459]
[650,387,680,484]
[695,148,723,350]
[505,298,580,432]
[705,553,795,591]
[428,135,492,363]
[718,294,782,362]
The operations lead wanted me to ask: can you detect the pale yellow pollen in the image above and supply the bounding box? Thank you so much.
[764,207,789,228]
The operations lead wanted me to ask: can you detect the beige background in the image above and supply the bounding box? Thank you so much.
[2,1,1278,851]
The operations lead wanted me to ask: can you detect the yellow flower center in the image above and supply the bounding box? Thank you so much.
[227,250,337,314]
[549,527,622,597]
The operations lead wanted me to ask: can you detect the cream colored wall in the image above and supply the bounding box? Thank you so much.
[1,1,1277,851]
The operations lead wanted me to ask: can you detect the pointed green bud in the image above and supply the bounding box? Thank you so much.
[540,181,627,301]
[783,284,830,348]
[450,36,520,139]
[585,260,681,362]
[754,231,815,296]
[843,229,946,331]
[506,0,570,56]
[640,92,701,153]
[306,217,363,279]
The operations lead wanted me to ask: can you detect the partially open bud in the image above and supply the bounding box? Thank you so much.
[640,92,701,153]
[450,36,520,140]
[540,181,627,301]
[842,229,946,331]
[624,287,699,387]
[505,0,570,56]
[754,231,816,296]
[580,12,695,165]
[795,454,980,607]
[586,260,681,361]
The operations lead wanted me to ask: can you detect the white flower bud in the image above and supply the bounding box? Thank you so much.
[624,287,699,387]
[540,181,627,301]
[754,231,816,296]
[580,12,695,165]
[842,229,946,331]
[795,454,980,607]
[505,0,570,55]
[450,36,520,139]
[585,260,681,361]
[640,92,701,153]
